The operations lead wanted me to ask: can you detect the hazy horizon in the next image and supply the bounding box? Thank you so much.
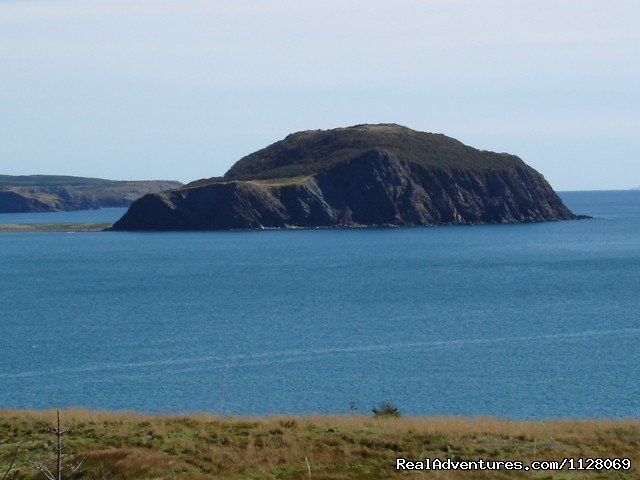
[1,1,638,190]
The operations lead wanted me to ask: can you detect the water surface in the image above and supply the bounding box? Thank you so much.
[0,208,127,225]
[0,192,638,418]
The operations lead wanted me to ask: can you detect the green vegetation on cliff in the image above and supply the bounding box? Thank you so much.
[191,124,523,186]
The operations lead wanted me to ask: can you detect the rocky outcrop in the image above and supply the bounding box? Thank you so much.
[112,125,580,231]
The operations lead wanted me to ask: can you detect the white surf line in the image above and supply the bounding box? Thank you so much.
[0,354,228,379]
[2,327,639,379]
[114,327,640,374]
[217,327,640,366]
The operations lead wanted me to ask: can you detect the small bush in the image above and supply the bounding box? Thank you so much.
[372,402,401,418]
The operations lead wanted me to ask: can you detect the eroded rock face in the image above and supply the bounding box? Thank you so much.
[112,144,578,231]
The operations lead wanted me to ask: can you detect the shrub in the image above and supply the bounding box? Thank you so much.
[372,402,401,418]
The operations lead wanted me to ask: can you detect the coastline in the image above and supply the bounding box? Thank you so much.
[0,223,112,232]
[0,216,592,234]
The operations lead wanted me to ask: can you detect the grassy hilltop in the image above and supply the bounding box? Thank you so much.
[1,410,639,479]
[190,124,524,186]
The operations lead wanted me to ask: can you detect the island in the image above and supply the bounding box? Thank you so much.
[112,124,580,231]
[0,175,182,213]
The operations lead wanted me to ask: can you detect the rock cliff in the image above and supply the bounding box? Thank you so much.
[112,124,580,230]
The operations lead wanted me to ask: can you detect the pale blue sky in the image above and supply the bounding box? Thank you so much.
[1,0,638,190]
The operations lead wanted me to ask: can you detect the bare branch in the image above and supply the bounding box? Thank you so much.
[70,459,84,473]
[28,460,56,480]
[1,441,25,480]
[61,420,76,436]
[305,456,312,479]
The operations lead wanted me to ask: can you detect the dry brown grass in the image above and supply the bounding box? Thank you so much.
[1,410,639,479]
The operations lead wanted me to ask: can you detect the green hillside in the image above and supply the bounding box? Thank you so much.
[0,175,127,188]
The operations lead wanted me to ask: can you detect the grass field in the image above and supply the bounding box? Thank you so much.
[1,410,639,479]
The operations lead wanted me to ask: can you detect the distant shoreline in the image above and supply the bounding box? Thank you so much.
[1,217,595,233]
[0,223,112,232]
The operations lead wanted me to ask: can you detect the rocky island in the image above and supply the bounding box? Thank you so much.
[112,124,580,231]
[0,175,182,213]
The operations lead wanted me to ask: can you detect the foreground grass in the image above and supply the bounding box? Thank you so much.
[1,410,639,479]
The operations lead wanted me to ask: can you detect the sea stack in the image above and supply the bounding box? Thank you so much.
[112,124,578,231]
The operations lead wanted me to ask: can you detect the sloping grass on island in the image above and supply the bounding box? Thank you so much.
[1,410,639,479]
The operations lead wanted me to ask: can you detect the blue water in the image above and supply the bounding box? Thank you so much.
[1,191,639,418]
[0,208,127,225]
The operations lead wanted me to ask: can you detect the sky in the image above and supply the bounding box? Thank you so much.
[0,0,638,190]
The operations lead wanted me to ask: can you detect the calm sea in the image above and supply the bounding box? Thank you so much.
[1,191,639,418]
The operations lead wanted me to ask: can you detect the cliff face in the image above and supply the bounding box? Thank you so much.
[0,175,183,213]
[0,191,52,213]
[113,125,579,231]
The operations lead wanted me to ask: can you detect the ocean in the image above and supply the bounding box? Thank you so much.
[1,191,639,418]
